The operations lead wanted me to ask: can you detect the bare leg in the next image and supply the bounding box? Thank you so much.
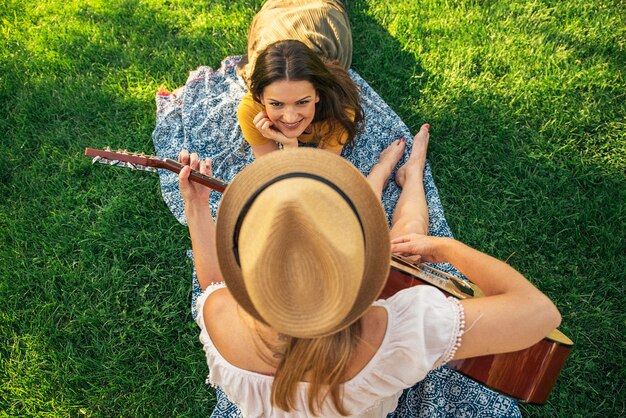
[366,139,406,200]
[390,124,430,240]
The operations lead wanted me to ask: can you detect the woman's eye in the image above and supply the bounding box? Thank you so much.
[297,100,310,105]
[269,102,282,107]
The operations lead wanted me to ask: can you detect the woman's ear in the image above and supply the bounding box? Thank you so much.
[259,93,265,105]
[314,91,320,103]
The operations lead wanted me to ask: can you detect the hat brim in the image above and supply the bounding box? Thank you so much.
[216,148,391,337]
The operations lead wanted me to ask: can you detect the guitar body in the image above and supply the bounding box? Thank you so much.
[383,256,573,404]
[447,334,572,404]
[85,147,573,404]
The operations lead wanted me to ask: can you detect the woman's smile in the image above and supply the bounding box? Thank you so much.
[279,119,303,130]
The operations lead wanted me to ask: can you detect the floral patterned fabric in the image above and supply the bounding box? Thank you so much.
[151,56,521,418]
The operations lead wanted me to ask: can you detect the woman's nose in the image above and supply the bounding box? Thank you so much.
[282,106,298,122]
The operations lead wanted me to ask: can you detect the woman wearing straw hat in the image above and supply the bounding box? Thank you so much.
[177,130,561,417]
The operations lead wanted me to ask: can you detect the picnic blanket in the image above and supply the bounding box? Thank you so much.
[151,56,521,418]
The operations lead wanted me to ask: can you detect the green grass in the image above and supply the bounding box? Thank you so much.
[1,0,623,416]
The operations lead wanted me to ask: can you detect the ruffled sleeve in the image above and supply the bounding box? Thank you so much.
[387,286,464,370]
[381,285,464,374]
[342,285,465,411]
[194,282,284,417]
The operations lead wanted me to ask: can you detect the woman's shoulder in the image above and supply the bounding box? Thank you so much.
[237,92,270,145]
[199,286,242,330]
[202,286,232,318]
[199,287,282,375]
[308,108,353,150]
[334,288,461,412]
[237,91,262,116]
[196,284,239,332]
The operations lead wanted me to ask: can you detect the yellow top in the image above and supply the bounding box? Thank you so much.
[237,92,348,152]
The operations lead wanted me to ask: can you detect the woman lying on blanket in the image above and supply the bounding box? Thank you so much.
[237,39,363,158]
[177,127,561,417]
[236,0,363,158]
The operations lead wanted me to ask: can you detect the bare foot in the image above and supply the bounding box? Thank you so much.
[370,139,406,181]
[377,139,406,172]
[366,139,406,198]
[395,124,430,188]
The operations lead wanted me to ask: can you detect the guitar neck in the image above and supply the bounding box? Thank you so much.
[85,147,228,193]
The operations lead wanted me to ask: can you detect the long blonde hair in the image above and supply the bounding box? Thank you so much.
[254,320,362,415]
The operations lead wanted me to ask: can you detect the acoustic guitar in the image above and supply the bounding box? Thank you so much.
[385,255,573,404]
[85,147,573,404]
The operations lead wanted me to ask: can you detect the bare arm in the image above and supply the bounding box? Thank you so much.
[178,151,223,290]
[391,234,561,359]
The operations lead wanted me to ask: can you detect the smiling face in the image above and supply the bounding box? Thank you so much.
[260,80,320,138]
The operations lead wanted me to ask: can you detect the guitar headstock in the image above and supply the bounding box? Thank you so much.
[85,147,163,172]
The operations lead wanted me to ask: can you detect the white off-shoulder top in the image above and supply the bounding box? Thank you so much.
[196,283,464,418]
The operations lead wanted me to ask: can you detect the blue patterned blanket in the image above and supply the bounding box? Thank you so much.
[151,56,520,417]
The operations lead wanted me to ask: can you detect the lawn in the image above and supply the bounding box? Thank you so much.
[1,0,624,416]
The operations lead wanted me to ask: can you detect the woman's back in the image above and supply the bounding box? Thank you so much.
[204,286,387,379]
[197,283,464,417]
[238,0,352,84]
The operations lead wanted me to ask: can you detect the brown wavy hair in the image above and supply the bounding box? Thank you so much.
[253,319,362,415]
[249,39,364,149]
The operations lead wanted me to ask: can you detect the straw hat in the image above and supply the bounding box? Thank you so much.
[216,148,390,338]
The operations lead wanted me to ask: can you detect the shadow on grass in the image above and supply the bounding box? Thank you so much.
[348,1,430,130]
